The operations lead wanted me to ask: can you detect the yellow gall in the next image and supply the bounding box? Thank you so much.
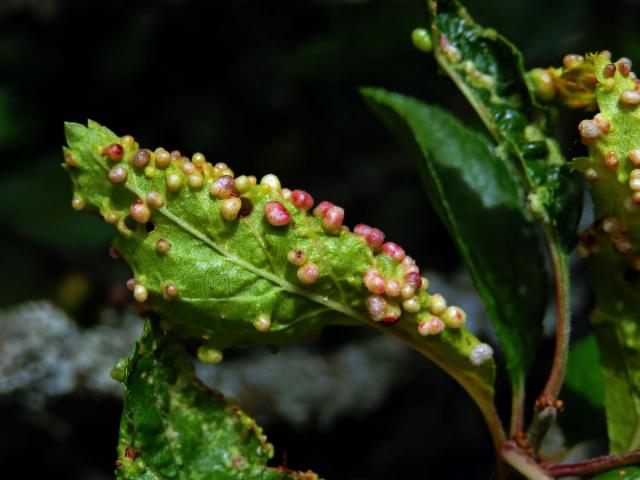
[402,297,421,313]
[71,194,85,211]
[629,148,640,166]
[220,197,242,221]
[629,171,640,191]
[188,172,204,189]
[429,293,447,315]
[163,283,178,300]
[420,276,429,291]
[563,54,584,69]
[192,152,206,164]
[605,151,619,169]
[181,161,196,175]
[197,345,223,365]
[385,280,401,297]
[130,200,151,223]
[144,166,156,178]
[108,165,128,184]
[418,316,445,336]
[529,68,555,102]
[133,284,148,302]
[121,135,135,148]
[105,212,119,224]
[620,90,640,105]
[146,191,164,209]
[287,249,307,266]
[253,314,272,332]
[155,149,171,168]
[165,171,185,192]
[297,263,320,284]
[400,284,415,299]
[578,120,602,143]
[442,306,466,328]
[156,239,171,254]
[260,173,281,192]
[281,188,292,200]
[234,175,255,193]
[131,149,151,168]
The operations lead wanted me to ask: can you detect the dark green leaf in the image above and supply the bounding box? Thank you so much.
[426,0,582,251]
[362,87,547,386]
[117,319,319,480]
[565,334,604,409]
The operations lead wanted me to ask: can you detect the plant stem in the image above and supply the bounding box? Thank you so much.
[510,378,525,437]
[526,407,556,452]
[545,450,640,477]
[541,227,571,400]
[502,441,554,480]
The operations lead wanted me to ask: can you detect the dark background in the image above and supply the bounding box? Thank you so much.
[0,0,637,478]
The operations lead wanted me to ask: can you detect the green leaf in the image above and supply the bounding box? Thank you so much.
[565,334,604,409]
[425,0,582,251]
[116,319,317,479]
[570,53,640,452]
[590,466,640,479]
[63,120,497,439]
[361,87,547,387]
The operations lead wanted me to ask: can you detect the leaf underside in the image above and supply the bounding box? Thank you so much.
[362,87,547,387]
[116,319,318,480]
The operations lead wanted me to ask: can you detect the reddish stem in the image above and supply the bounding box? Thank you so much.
[545,450,640,477]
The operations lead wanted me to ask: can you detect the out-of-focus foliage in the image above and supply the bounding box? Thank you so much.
[3,0,640,478]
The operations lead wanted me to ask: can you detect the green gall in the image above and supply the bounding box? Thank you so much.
[197,344,223,364]
[411,28,432,53]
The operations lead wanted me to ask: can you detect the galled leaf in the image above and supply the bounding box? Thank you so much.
[362,87,546,389]
[116,319,318,479]
[63,120,498,440]
[425,0,582,250]
[569,52,640,452]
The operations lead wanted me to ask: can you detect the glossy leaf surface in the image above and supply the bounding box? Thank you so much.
[362,87,547,385]
[426,0,582,250]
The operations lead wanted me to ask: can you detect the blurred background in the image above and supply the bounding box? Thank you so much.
[0,0,637,478]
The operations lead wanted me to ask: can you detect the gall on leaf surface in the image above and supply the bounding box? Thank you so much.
[568,52,640,452]
[425,0,582,251]
[63,120,496,422]
[362,88,546,391]
[116,319,319,480]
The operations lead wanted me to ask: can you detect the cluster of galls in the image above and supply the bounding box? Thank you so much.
[356,229,468,338]
[579,217,640,269]
[71,133,481,360]
[565,53,640,269]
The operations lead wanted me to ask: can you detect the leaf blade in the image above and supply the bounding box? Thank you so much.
[362,87,547,385]
[63,120,497,436]
[116,320,316,480]
[426,0,582,251]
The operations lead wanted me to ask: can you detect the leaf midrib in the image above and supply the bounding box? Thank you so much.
[93,157,368,324]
